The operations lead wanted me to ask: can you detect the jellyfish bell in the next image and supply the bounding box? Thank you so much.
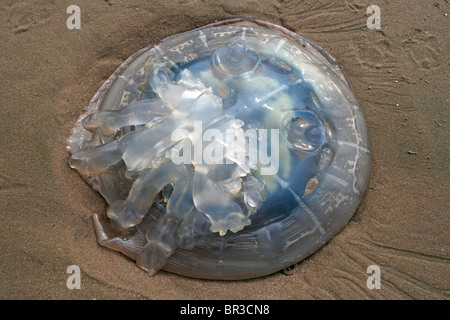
[67,18,370,280]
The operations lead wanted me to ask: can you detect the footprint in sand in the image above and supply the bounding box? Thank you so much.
[403,29,441,70]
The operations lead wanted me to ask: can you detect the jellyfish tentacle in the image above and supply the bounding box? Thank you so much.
[92,213,146,260]
[192,164,249,236]
[68,140,123,175]
[242,175,267,214]
[107,162,185,229]
[122,117,191,173]
[68,125,149,175]
[178,208,213,249]
[83,99,172,136]
[137,170,194,275]
[121,72,225,173]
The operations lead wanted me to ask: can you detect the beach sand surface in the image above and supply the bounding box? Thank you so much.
[1,0,448,299]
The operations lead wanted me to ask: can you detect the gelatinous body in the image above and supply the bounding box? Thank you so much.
[67,18,370,280]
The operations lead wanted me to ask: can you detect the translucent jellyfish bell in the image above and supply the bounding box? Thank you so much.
[67,18,370,280]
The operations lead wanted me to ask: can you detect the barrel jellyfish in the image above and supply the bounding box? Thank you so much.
[67,18,370,280]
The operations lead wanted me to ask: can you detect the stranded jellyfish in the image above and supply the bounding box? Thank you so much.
[67,18,370,280]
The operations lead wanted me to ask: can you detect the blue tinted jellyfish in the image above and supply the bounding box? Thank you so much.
[67,18,370,279]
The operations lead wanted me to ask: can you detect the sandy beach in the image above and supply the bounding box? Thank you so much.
[1,0,448,299]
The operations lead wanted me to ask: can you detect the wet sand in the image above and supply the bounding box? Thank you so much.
[1,0,448,299]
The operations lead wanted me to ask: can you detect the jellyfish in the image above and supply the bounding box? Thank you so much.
[67,18,370,280]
